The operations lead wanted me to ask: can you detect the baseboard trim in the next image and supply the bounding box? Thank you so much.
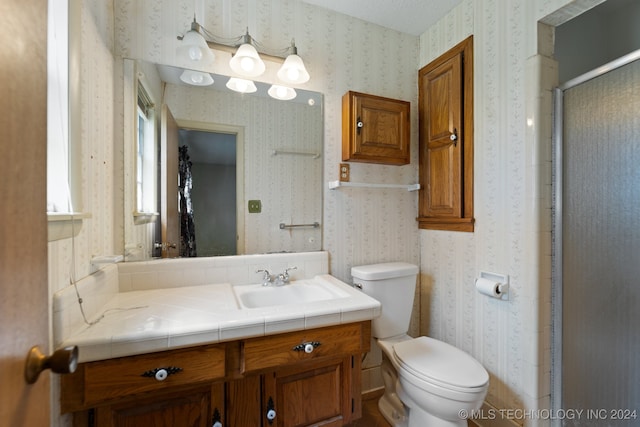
[362,387,385,401]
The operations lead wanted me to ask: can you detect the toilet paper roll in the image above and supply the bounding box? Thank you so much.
[475,277,503,298]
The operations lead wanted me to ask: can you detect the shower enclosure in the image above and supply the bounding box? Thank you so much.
[552,51,640,425]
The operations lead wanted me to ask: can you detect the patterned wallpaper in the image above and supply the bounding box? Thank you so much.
[48,0,605,426]
[49,0,118,296]
[419,0,604,420]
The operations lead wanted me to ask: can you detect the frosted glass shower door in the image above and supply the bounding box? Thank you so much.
[559,58,640,424]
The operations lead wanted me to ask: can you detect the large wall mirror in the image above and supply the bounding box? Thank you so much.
[123,60,324,261]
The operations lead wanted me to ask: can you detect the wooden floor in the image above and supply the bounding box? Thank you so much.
[345,393,391,427]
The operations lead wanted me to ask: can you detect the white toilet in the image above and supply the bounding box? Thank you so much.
[352,262,489,427]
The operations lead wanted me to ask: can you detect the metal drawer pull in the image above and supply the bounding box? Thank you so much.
[141,366,183,381]
[292,341,321,353]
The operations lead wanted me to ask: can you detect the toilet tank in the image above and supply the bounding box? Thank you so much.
[351,262,419,339]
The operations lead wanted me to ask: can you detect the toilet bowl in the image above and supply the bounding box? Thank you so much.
[352,263,489,427]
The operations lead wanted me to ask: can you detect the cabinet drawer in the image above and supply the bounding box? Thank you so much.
[83,345,225,406]
[242,323,366,373]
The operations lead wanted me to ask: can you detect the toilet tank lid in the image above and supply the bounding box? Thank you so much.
[351,262,418,280]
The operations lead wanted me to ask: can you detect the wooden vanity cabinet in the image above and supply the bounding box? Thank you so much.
[61,322,370,427]
[61,344,226,427]
[262,355,359,427]
[234,322,369,427]
[94,383,224,427]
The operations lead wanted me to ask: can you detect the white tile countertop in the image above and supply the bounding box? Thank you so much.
[59,274,381,363]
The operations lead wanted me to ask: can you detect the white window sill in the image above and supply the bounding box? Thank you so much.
[47,212,92,242]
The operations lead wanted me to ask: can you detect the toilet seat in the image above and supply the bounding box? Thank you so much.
[392,336,489,393]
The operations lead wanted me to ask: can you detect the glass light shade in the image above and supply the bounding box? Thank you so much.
[177,30,215,65]
[277,54,310,84]
[226,77,257,94]
[229,43,266,77]
[179,70,214,86]
[268,85,297,101]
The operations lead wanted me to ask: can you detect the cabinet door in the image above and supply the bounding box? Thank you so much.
[95,383,224,427]
[342,91,410,165]
[262,357,354,427]
[226,375,263,426]
[418,36,474,232]
[421,52,463,218]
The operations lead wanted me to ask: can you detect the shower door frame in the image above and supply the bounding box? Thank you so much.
[551,48,640,423]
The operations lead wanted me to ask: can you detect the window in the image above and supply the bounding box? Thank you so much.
[47,0,89,241]
[47,0,71,213]
[135,81,158,216]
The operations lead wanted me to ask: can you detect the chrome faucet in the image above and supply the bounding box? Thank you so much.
[257,267,297,286]
[274,266,297,286]
[256,269,273,286]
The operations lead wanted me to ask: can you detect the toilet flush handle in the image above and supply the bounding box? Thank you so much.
[353,282,363,290]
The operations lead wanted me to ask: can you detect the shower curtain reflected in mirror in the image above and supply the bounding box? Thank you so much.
[179,145,197,257]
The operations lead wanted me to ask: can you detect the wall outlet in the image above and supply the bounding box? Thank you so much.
[248,200,262,213]
[339,163,350,182]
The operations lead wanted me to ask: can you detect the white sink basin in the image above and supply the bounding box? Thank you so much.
[233,278,350,309]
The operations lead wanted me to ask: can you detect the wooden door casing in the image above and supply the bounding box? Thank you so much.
[160,104,180,257]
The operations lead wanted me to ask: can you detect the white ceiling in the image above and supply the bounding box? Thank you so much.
[300,0,463,36]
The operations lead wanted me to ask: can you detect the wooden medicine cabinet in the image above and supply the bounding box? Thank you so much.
[417,36,474,231]
[342,91,410,165]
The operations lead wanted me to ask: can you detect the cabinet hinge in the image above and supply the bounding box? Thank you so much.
[351,355,354,368]
[351,398,355,413]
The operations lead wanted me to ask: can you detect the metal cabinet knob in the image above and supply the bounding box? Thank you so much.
[356,116,364,135]
[450,128,458,146]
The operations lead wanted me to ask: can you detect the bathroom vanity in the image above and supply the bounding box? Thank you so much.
[55,252,380,427]
[61,321,370,426]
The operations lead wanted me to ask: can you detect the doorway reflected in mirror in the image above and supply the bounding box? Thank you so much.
[179,130,237,257]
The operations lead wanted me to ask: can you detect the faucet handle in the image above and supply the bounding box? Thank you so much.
[256,269,272,282]
[283,266,297,280]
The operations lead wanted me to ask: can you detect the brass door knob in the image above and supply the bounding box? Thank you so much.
[24,345,78,384]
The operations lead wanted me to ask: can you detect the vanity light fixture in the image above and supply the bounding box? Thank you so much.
[177,17,310,84]
[276,41,310,85]
[179,69,214,86]
[176,20,215,66]
[268,84,297,100]
[228,32,266,78]
[226,77,257,94]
